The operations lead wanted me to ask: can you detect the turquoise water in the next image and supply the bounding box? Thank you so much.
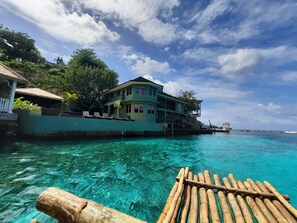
[0,131,297,222]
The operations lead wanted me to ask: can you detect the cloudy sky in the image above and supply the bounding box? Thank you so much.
[1,0,297,130]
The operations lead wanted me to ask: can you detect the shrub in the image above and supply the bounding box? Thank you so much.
[13,97,41,111]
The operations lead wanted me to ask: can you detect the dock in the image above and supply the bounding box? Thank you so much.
[158,167,297,223]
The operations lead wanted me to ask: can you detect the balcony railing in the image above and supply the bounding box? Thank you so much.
[0,98,10,112]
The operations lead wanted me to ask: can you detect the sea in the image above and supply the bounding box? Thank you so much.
[0,131,296,222]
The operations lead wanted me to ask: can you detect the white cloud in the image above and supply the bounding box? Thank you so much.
[122,54,138,61]
[1,0,119,46]
[218,49,263,74]
[257,102,282,114]
[142,74,181,96]
[280,72,297,82]
[191,0,230,25]
[163,81,182,96]
[122,54,172,76]
[132,57,171,75]
[218,46,297,75]
[184,1,297,45]
[80,0,179,45]
[182,48,218,63]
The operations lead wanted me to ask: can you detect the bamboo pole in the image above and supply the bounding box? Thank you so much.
[204,170,220,223]
[188,174,198,223]
[244,181,277,223]
[237,180,268,223]
[179,171,193,223]
[198,172,209,223]
[157,168,183,223]
[35,187,147,223]
[256,181,296,223]
[214,174,234,223]
[163,168,186,223]
[223,177,245,223]
[264,181,297,218]
[247,179,288,223]
[229,174,253,223]
[175,177,289,200]
[171,167,189,223]
[273,200,297,223]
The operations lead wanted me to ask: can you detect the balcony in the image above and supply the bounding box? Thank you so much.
[0,98,10,112]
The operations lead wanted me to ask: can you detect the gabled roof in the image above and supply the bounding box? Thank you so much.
[0,63,27,83]
[130,76,162,85]
[16,88,64,101]
[102,76,163,94]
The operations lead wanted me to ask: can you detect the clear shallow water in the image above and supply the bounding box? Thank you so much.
[0,131,297,223]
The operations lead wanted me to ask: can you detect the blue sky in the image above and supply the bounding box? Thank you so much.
[1,0,297,130]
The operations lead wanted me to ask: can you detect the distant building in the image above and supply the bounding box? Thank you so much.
[222,122,231,130]
[102,77,203,125]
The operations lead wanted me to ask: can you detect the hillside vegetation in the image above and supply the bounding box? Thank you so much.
[0,25,118,112]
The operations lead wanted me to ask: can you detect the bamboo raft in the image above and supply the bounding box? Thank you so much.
[157,167,297,223]
[33,167,297,223]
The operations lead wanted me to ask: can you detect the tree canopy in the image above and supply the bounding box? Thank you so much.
[0,24,44,63]
[66,49,119,111]
[0,26,119,112]
[178,90,201,113]
[67,49,108,71]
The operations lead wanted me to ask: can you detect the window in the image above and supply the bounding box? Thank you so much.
[150,87,156,96]
[126,87,132,95]
[177,103,182,112]
[136,86,145,95]
[148,105,155,114]
[134,104,144,113]
[117,91,121,96]
[126,104,131,113]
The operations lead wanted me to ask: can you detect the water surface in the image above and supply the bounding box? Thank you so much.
[0,131,296,222]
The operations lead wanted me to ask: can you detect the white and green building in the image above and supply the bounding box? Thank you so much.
[102,77,202,125]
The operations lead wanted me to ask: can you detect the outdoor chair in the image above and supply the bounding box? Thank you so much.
[94,112,103,119]
[82,111,93,118]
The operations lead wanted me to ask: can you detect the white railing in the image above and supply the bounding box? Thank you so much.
[0,98,10,112]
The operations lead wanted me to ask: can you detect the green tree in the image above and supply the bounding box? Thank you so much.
[67,49,108,70]
[0,24,44,63]
[178,90,201,113]
[66,49,118,111]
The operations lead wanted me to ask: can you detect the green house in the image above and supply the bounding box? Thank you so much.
[102,77,202,125]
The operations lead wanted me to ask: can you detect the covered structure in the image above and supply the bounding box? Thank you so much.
[222,121,231,130]
[15,88,64,116]
[0,63,27,126]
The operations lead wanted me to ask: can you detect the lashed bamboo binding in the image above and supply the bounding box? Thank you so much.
[157,167,297,223]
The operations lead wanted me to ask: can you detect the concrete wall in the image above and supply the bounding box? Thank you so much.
[16,110,163,136]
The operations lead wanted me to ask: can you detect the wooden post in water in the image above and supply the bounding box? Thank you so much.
[36,187,147,223]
